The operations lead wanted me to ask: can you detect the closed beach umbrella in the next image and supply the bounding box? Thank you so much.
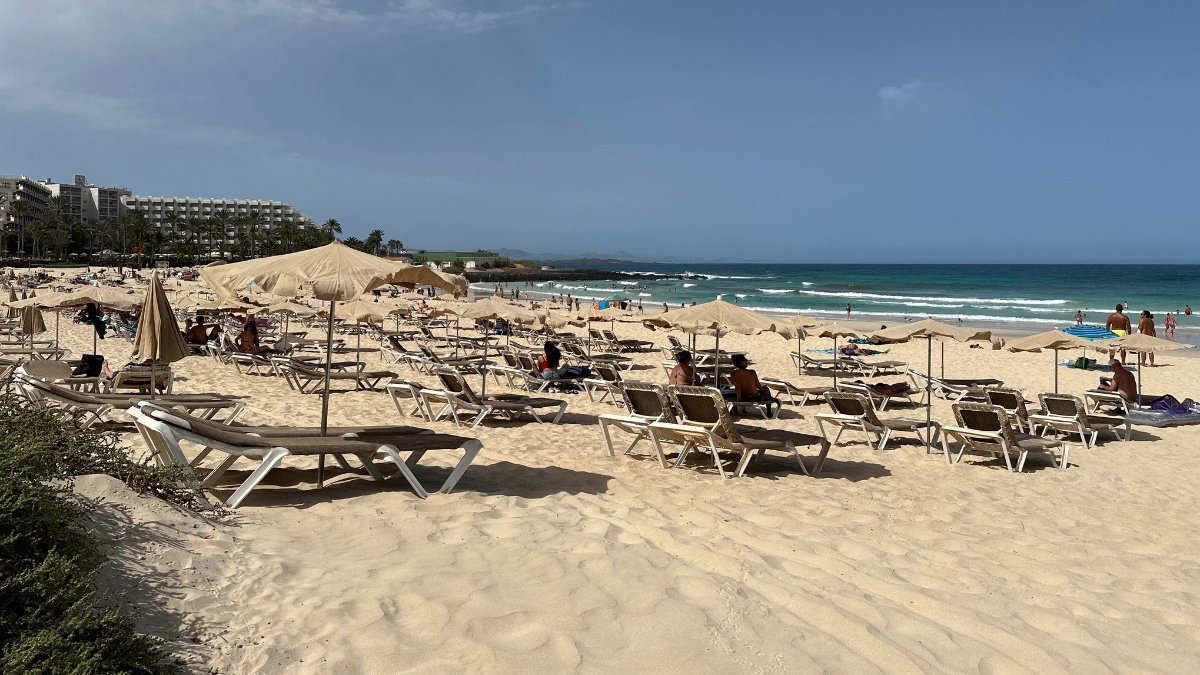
[1109,333,1194,399]
[1006,329,1097,393]
[19,305,46,347]
[6,288,19,319]
[200,240,465,485]
[647,299,794,381]
[872,319,991,450]
[131,274,190,400]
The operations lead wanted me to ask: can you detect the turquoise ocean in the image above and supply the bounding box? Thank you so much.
[474,264,1200,344]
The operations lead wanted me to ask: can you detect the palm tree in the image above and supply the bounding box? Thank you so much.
[320,218,342,242]
[276,218,299,254]
[210,210,231,260]
[343,236,365,251]
[365,228,385,256]
[385,239,404,257]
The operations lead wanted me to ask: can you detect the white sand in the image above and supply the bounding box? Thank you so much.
[45,290,1200,673]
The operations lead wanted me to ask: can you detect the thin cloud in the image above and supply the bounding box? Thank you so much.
[387,0,580,33]
[0,76,291,158]
[877,80,928,106]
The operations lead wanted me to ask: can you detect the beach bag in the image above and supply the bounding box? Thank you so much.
[1149,395,1191,414]
[562,365,591,378]
[72,354,104,377]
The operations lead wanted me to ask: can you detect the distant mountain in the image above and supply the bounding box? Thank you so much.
[496,248,679,264]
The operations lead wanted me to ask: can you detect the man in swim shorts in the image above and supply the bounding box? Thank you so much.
[1106,304,1132,363]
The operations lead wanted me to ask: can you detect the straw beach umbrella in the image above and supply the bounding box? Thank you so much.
[131,274,189,400]
[335,298,393,364]
[1108,333,1194,399]
[803,322,861,387]
[1006,329,1098,393]
[48,286,142,355]
[789,314,825,377]
[872,318,991,450]
[432,297,544,394]
[200,239,464,487]
[647,299,795,381]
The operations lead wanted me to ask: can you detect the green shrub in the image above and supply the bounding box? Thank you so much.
[0,389,184,673]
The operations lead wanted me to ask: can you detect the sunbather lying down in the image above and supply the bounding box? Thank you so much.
[840,344,885,356]
[853,380,911,396]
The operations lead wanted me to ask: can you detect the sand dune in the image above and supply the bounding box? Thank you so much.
[52,305,1200,673]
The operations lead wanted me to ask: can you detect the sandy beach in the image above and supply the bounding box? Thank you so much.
[28,285,1195,675]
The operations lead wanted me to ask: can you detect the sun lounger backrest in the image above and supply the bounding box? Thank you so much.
[986,388,1028,417]
[1039,394,1084,419]
[621,382,671,421]
[825,391,871,419]
[595,363,620,383]
[953,403,1019,447]
[30,378,98,405]
[145,404,273,448]
[669,385,742,444]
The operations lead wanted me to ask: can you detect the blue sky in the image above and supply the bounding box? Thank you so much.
[2,1,1198,263]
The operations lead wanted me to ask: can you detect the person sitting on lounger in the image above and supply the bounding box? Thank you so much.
[237,321,273,355]
[185,316,220,345]
[669,350,699,386]
[1099,359,1138,403]
[728,354,780,415]
[538,341,566,379]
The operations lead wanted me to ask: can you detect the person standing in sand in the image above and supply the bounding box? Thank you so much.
[1106,304,1132,363]
[1138,311,1156,367]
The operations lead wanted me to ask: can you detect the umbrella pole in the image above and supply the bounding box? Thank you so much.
[832,336,837,388]
[797,334,802,378]
[481,334,489,397]
[925,337,932,451]
[1054,348,1059,394]
[940,342,945,379]
[319,299,335,488]
[55,312,59,349]
[356,324,362,365]
[714,332,720,383]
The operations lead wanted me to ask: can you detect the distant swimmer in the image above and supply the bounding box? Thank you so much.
[1187,305,1192,316]
[1106,304,1132,363]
